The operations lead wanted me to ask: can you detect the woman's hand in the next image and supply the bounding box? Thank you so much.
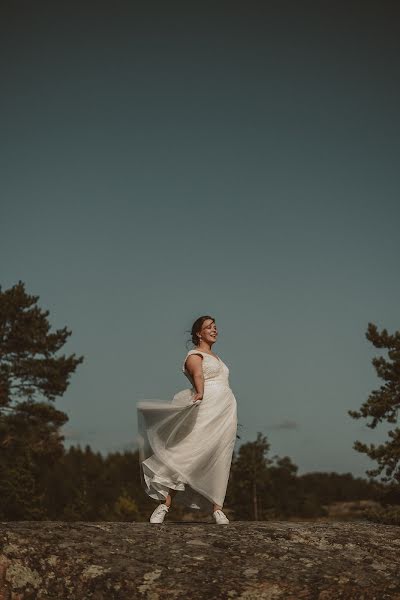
[192,392,203,402]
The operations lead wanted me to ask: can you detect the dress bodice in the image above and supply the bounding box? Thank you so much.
[182,349,230,387]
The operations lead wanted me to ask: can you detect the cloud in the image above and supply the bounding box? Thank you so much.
[108,440,138,453]
[60,426,98,443]
[100,437,138,452]
[267,419,299,431]
[60,428,86,442]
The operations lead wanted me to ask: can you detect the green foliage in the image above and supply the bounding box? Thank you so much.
[0,453,44,520]
[42,445,149,521]
[227,433,324,520]
[0,281,84,519]
[112,491,140,521]
[348,322,400,484]
[299,472,382,505]
[0,430,384,522]
[227,432,271,520]
[0,283,389,522]
[0,281,84,407]
[226,435,383,521]
[363,505,400,526]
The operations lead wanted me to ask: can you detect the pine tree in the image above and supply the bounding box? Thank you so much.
[228,432,272,520]
[349,322,400,484]
[0,281,84,518]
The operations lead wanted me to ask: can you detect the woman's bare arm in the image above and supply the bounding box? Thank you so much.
[184,354,204,400]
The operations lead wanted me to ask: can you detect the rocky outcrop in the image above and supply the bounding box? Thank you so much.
[1,520,400,599]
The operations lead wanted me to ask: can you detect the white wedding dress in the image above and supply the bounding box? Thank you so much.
[136,349,238,511]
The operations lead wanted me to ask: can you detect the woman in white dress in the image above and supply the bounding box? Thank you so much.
[136,315,238,524]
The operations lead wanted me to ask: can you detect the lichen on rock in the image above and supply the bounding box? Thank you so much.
[1,521,400,599]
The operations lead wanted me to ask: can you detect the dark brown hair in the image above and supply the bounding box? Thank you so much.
[185,315,215,349]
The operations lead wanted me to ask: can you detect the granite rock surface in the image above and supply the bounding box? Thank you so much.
[1,520,400,599]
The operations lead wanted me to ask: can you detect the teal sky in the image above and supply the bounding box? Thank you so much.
[1,2,399,478]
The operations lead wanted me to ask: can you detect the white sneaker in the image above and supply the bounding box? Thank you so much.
[149,503,169,523]
[213,509,229,524]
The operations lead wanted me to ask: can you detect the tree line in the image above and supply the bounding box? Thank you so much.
[0,430,387,522]
[0,281,399,522]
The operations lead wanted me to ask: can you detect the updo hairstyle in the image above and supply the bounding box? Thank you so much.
[185,315,215,349]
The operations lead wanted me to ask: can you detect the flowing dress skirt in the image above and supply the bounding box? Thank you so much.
[136,382,238,511]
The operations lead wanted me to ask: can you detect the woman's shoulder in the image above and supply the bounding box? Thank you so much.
[185,348,221,359]
[185,348,205,358]
[182,349,204,373]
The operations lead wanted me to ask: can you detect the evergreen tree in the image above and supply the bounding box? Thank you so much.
[299,471,382,505]
[349,322,400,484]
[266,455,301,518]
[226,434,329,520]
[228,432,272,520]
[0,281,84,518]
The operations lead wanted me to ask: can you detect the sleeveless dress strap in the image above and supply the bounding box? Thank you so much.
[182,349,204,372]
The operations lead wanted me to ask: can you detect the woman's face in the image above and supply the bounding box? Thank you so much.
[198,319,218,345]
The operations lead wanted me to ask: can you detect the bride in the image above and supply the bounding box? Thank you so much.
[136,315,238,524]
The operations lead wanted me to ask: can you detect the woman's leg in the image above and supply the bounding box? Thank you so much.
[165,488,178,507]
[164,489,223,512]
